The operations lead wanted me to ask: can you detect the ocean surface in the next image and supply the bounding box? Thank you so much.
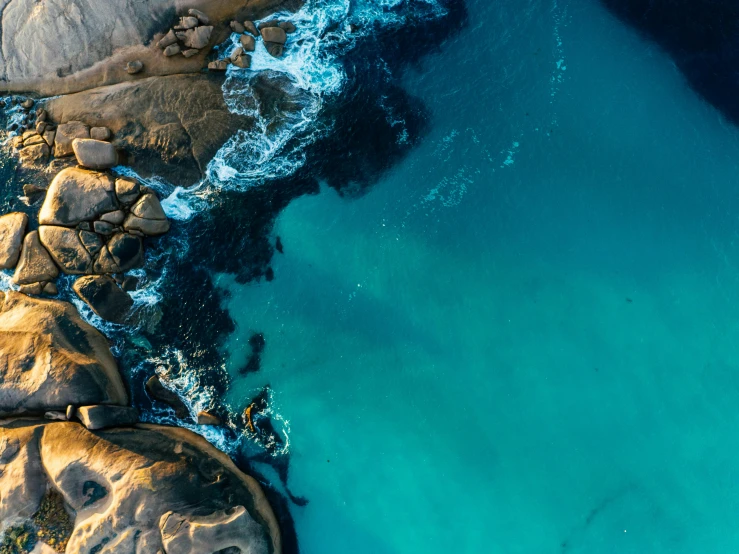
[4,0,739,551]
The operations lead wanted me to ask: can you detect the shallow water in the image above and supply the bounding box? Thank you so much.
[217,0,739,551]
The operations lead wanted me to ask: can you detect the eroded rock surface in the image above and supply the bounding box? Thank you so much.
[0,292,127,416]
[0,420,282,554]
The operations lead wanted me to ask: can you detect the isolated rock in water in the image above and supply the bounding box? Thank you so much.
[240,34,256,51]
[39,167,117,226]
[73,275,133,323]
[72,138,118,169]
[0,421,281,554]
[158,29,178,49]
[230,46,245,63]
[164,43,181,57]
[77,405,138,430]
[54,121,90,157]
[189,8,210,24]
[90,126,111,141]
[38,225,93,274]
[261,26,287,44]
[197,411,221,426]
[0,212,28,269]
[12,231,59,285]
[0,292,127,416]
[183,25,213,49]
[264,42,285,58]
[126,60,143,74]
[146,375,191,420]
[244,20,259,36]
[19,143,50,165]
[230,20,246,33]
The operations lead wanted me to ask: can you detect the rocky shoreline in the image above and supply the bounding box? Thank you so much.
[0,2,300,553]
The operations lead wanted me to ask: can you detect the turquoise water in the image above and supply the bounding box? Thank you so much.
[217,0,739,551]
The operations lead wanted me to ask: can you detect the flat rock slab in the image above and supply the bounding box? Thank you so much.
[0,291,127,415]
[0,212,28,269]
[73,275,133,323]
[73,138,118,170]
[77,405,138,430]
[39,167,117,226]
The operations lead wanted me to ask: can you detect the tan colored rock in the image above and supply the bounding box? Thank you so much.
[72,137,118,169]
[0,212,28,269]
[39,167,117,226]
[157,29,178,49]
[77,405,138,429]
[90,126,112,141]
[13,231,59,285]
[19,282,43,295]
[196,411,221,426]
[188,8,210,25]
[115,177,141,204]
[179,16,199,29]
[0,292,127,416]
[101,209,125,225]
[240,34,256,51]
[230,20,246,33]
[244,20,259,37]
[0,421,282,554]
[23,132,44,146]
[233,54,251,69]
[126,60,144,74]
[38,225,93,274]
[54,120,90,157]
[182,48,200,58]
[42,282,58,295]
[123,193,170,236]
[78,230,104,257]
[73,275,133,323]
[230,46,245,63]
[261,26,287,44]
[208,59,230,71]
[183,25,213,49]
[42,128,56,147]
[18,143,50,165]
[164,43,181,57]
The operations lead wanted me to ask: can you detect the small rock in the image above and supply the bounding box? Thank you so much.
[180,16,199,29]
[79,230,103,257]
[36,121,47,135]
[279,21,297,33]
[230,20,245,33]
[121,275,139,292]
[77,221,91,231]
[115,177,141,205]
[188,8,210,24]
[0,212,28,269]
[44,411,68,421]
[244,20,259,36]
[208,59,230,71]
[230,46,245,63]
[19,282,43,295]
[163,44,181,57]
[21,98,34,110]
[240,34,256,51]
[232,54,251,69]
[146,375,191,420]
[197,411,221,426]
[9,136,23,149]
[23,134,45,147]
[77,405,139,430]
[72,138,118,170]
[100,210,125,225]
[126,60,144,74]
[13,231,59,285]
[54,121,90,157]
[23,184,47,202]
[90,126,111,141]
[43,281,58,295]
[183,25,213,49]
[94,221,115,235]
[19,143,50,165]
[261,27,287,44]
[42,128,56,147]
[157,29,178,49]
[73,274,134,323]
[182,48,200,58]
[258,19,280,30]
[66,405,76,420]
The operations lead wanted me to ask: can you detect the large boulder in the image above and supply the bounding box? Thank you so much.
[73,275,134,323]
[39,167,117,226]
[72,138,119,169]
[0,212,28,269]
[0,292,127,416]
[12,231,59,285]
[0,421,282,554]
[260,26,287,44]
[38,225,94,274]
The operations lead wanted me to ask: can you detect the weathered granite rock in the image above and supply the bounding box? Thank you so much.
[90,126,112,141]
[182,48,200,58]
[93,220,115,235]
[73,275,133,323]
[23,183,47,202]
[231,46,245,63]
[19,282,43,295]
[126,60,144,74]
[197,411,221,426]
[12,231,59,285]
[0,212,28,269]
[18,142,50,165]
[208,59,230,71]
[39,167,117,226]
[101,209,125,225]
[233,53,252,68]
[163,43,181,57]
[115,177,141,204]
[183,25,213,49]
[146,375,191,420]
[261,26,287,44]
[0,292,127,415]
[157,29,178,49]
[230,20,246,33]
[264,42,285,58]
[179,16,199,29]
[78,230,104,257]
[121,193,170,236]
[77,405,139,430]
[244,20,259,36]
[72,138,118,169]
[106,232,143,272]
[54,121,90,157]
[38,225,93,274]
[189,8,210,24]
[240,34,257,51]
[0,421,281,554]
[42,128,56,147]
[42,281,58,295]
